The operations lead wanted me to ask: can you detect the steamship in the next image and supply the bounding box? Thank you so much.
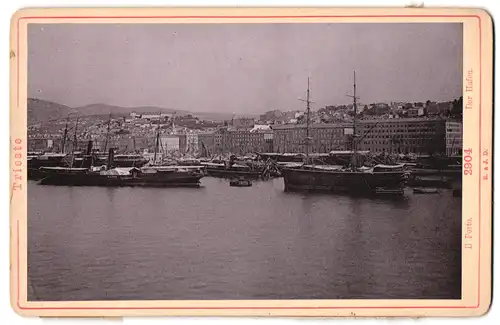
[281,73,409,196]
[38,148,205,187]
[36,116,205,187]
[28,115,149,180]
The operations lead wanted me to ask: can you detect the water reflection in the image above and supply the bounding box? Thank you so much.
[28,178,461,301]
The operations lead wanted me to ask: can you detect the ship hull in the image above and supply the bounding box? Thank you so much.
[282,168,407,196]
[37,170,203,187]
[112,159,149,168]
[205,168,263,179]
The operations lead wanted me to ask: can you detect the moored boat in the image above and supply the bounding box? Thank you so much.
[282,164,408,195]
[37,165,205,187]
[282,73,408,196]
[201,162,264,179]
[413,187,440,194]
[229,178,252,187]
[37,148,205,187]
[28,153,69,180]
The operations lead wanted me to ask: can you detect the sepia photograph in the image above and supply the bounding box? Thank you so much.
[25,21,464,301]
[9,7,493,317]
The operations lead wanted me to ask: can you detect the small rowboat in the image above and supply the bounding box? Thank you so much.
[229,179,252,187]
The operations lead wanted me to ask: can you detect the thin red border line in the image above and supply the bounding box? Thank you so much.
[477,11,482,309]
[16,14,482,311]
[18,15,482,19]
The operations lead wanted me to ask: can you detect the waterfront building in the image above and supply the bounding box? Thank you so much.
[211,126,273,155]
[270,118,454,155]
[186,133,199,155]
[445,120,463,156]
[178,134,187,154]
[272,123,353,153]
[159,135,180,153]
[357,118,447,154]
[214,127,230,154]
[28,137,57,151]
[178,133,200,155]
[229,128,273,154]
[228,129,251,154]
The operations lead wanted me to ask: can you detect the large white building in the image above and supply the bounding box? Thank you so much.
[445,121,463,156]
[186,133,199,155]
[160,135,180,153]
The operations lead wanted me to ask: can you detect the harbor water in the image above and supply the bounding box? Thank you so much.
[28,178,462,301]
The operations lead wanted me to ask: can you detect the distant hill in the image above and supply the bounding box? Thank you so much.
[74,103,190,117]
[28,98,260,124]
[27,98,75,123]
[75,104,256,121]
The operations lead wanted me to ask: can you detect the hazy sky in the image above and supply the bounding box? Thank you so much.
[28,23,462,113]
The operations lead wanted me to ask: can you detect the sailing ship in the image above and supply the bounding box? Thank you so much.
[281,73,409,196]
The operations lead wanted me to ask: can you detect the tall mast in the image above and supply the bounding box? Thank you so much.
[61,116,69,154]
[153,112,161,164]
[347,71,359,169]
[171,112,176,134]
[299,77,313,164]
[103,113,111,154]
[353,71,357,150]
[70,115,79,168]
[305,77,311,163]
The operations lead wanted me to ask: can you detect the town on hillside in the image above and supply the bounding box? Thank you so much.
[28,96,463,159]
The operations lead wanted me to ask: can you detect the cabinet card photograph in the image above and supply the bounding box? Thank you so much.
[10,7,493,317]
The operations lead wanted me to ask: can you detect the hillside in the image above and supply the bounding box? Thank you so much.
[28,98,259,124]
[74,103,190,116]
[27,98,75,123]
[76,104,254,121]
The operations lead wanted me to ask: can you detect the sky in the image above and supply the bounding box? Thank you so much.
[28,23,463,114]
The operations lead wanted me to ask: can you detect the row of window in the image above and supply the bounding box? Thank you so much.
[360,122,441,128]
[363,140,431,145]
[365,135,435,139]
[369,148,423,153]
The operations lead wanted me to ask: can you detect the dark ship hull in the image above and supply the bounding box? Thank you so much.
[282,167,408,196]
[28,156,149,180]
[205,168,263,179]
[111,157,149,168]
[37,168,204,187]
[28,154,68,180]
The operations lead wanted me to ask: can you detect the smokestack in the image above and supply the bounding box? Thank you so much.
[107,148,115,170]
[86,140,93,155]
